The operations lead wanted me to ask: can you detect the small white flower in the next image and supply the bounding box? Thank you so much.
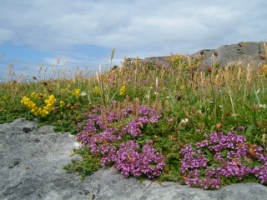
[145,94,150,99]
[81,92,87,97]
[258,104,267,109]
[74,142,82,148]
[180,118,189,125]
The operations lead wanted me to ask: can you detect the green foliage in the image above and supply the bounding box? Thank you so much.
[159,152,181,182]
[63,148,101,180]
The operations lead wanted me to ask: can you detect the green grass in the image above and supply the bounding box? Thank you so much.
[1,54,267,187]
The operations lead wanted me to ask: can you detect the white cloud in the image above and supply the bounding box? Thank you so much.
[0,0,267,62]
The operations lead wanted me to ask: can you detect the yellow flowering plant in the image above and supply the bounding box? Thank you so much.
[59,100,65,108]
[119,85,126,96]
[72,89,81,98]
[21,94,56,118]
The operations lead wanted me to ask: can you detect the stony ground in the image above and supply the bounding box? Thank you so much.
[1,118,267,200]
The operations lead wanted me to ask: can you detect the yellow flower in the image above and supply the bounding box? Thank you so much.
[44,103,52,110]
[48,95,56,102]
[21,94,56,117]
[21,96,28,104]
[60,101,65,108]
[73,89,81,98]
[21,96,37,109]
[119,85,126,96]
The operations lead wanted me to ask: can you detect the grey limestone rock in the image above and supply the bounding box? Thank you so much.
[123,42,267,68]
[192,42,267,67]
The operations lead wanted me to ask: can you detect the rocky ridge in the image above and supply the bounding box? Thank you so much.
[123,42,267,67]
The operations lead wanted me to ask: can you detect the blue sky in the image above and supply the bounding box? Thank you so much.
[0,0,267,81]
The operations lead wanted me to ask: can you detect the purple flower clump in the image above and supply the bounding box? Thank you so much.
[252,164,267,184]
[76,102,165,179]
[121,117,149,137]
[180,131,267,189]
[115,140,165,178]
[121,106,161,137]
[180,144,208,174]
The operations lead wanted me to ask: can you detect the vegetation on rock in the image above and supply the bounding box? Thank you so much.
[1,50,267,189]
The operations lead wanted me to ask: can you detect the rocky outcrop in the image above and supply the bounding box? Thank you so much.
[191,42,267,66]
[1,119,267,200]
[123,42,267,68]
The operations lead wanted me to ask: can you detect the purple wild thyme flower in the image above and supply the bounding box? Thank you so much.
[181,131,267,189]
[76,119,98,145]
[252,163,267,184]
[107,111,120,123]
[115,140,142,177]
[115,140,165,178]
[149,114,162,124]
[76,103,165,179]
[141,140,165,178]
[200,176,221,189]
[88,128,120,154]
[121,117,150,137]
[180,144,208,174]
[121,105,134,116]
[138,105,157,118]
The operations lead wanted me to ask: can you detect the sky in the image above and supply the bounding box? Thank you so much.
[0,0,267,81]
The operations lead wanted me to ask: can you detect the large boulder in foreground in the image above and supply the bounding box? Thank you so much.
[1,119,267,200]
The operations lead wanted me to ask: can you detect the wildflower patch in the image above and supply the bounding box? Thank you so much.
[21,95,56,117]
[76,102,165,179]
[180,131,267,189]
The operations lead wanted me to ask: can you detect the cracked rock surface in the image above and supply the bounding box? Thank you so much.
[1,118,267,200]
